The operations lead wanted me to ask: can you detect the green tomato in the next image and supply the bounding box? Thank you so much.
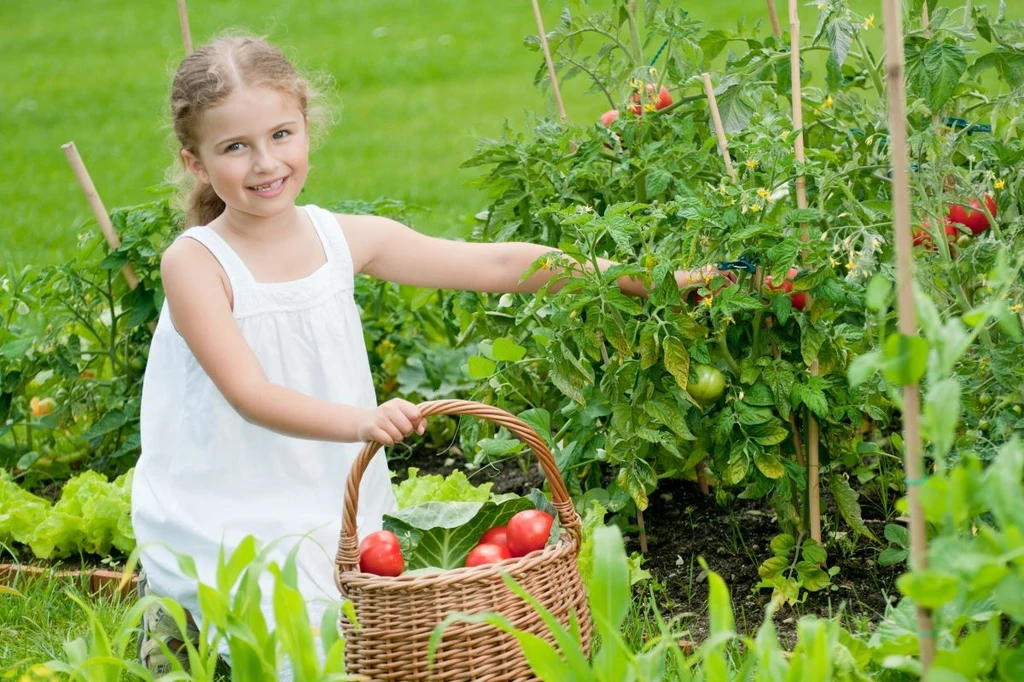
[688,364,726,404]
[978,419,991,432]
[978,394,993,407]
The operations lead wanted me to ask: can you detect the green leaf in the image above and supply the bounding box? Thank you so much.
[716,81,756,133]
[796,561,832,591]
[588,525,631,637]
[801,539,827,565]
[897,570,960,609]
[792,380,829,419]
[644,397,696,441]
[639,324,659,370]
[662,336,691,391]
[878,548,908,567]
[617,459,657,511]
[881,333,929,386]
[393,468,494,508]
[754,450,785,479]
[735,402,773,426]
[866,275,891,312]
[829,476,878,541]
[492,337,527,362]
[848,350,880,388]
[383,498,532,570]
[908,39,968,112]
[884,523,909,548]
[751,424,789,447]
[82,410,130,441]
[924,378,960,458]
[770,533,796,557]
[468,355,496,378]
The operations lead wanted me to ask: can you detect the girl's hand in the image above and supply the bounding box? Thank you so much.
[358,398,426,445]
[676,264,737,290]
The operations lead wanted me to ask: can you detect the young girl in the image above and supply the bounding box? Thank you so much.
[131,34,722,675]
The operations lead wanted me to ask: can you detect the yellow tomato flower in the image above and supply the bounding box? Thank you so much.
[863,14,875,29]
[701,295,713,307]
[1012,303,1023,314]
[757,187,771,199]
[994,179,1005,190]
[823,95,834,108]
[644,103,657,112]
[750,203,762,213]
[745,159,758,169]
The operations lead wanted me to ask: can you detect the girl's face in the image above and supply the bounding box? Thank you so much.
[182,86,310,221]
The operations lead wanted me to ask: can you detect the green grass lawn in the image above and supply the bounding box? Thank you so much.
[1,0,897,270]
[4,0,1016,269]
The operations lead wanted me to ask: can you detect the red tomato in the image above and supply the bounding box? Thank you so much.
[506,510,555,557]
[478,525,508,548]
[359,530,404,576]
[628,84,673,115]
[913,220,958,251]
[600,109,620,126]
[947,194,996,235]
[465,542,512,567]
[763,268,807,311]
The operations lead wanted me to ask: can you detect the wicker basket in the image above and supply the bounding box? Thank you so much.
[334,399,592,681]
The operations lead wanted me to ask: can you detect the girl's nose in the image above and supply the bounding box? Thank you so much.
[252,146,277,173]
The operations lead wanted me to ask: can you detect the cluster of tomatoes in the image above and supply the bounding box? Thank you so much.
[357,509,555,577]
[913,194,997,250]
[599,83,674,127]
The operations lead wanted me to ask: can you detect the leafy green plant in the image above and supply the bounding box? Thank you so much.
[45,536,357,681]
[0,468,133,560]
[756,532,840,606]
[877,523,909,568]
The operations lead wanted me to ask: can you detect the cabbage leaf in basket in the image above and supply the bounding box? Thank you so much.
[383,496,531,570]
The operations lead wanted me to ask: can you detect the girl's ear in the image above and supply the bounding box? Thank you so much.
[180,148,210,185]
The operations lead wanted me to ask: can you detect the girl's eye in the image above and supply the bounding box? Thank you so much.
[272,129,290,140]
[225,142,244,152]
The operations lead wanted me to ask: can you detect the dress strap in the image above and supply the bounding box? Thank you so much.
[177,227,255,313]
[303,205,355,287]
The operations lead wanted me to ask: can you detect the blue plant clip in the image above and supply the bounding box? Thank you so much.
[716,257,757,274]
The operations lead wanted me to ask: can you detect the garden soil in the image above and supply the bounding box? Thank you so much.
[393,448,900,647]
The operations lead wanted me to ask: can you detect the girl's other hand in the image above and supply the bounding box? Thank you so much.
[357,398,426,445]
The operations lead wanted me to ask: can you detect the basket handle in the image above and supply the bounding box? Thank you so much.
[335,399,581,575]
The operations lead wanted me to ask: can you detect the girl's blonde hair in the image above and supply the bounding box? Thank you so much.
[169,35,329,226]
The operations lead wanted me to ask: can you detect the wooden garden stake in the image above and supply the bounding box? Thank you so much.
[702,73,737,184]
[766,0,783,38]
[177,0,193,55]
[881,0,936,670]
[787,0,822,544]
[530,0,568,122]
[63,142,156,334]
[62,142,140,291]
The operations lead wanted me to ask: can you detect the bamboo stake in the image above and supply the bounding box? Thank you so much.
[788,0,822,544]
[62,142,141,291]
[881,0,936,670]
[177,0,193,55]
[702,73,738,184]
[767,0,783,38]
[530,0,568,122]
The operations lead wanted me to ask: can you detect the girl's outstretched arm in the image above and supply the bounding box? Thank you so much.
[341,214,718,296]
[160,239,424,444]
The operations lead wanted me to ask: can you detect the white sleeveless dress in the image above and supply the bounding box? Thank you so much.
[131,204,396,647]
